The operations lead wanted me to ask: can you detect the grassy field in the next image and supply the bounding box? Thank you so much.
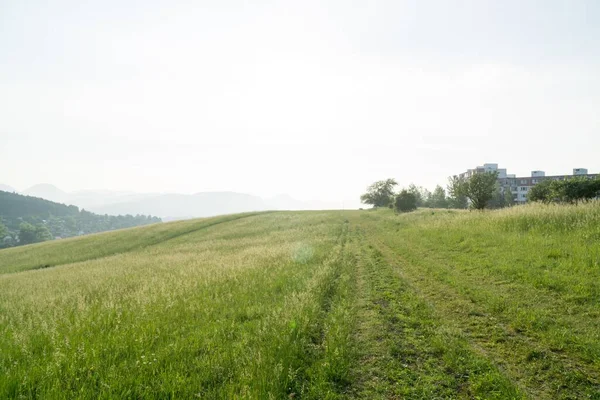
[0,204,599,399]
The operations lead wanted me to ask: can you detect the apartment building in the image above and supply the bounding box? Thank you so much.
[457,164,598,204]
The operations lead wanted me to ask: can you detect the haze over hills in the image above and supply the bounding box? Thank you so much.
[0,184,17,193]
[19,184,148,209]
[22,184,70,204]
[3,183,342,219]
[91,192,269,219]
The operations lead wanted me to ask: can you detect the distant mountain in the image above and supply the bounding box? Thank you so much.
[265,194,308,210]
[5,183,338,219]
[68,190,156,209]
[22,184,69,204]
[0,184,16,193]
[89,192,271,218]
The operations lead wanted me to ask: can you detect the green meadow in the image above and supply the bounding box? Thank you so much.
[1,204,599,399]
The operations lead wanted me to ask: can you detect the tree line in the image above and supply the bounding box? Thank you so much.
[360,179,462,213]
[361,172,600,212]
[528,176,600,204]
[0,190,161,248]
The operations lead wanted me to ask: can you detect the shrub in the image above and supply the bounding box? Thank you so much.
[395,190,417,213]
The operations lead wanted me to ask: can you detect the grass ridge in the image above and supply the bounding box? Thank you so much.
[0,212,269,275]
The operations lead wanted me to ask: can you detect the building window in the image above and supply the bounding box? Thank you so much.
[521,179,527,184]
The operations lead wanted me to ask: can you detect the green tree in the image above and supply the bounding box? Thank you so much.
[447,176,468,209]
[487,184,506,209]
[528,180,554,203]
[452,171,499,211]
[0,220,7,238]
[395,190,417,213]
[0,220,8,248]
[18,222,53,245]
[430,185,448,208]
[407,184,429,208]
[18,222,38,245]
[35,224,53,242]
[587,176,600,201]
[360,179,398,208]
[503,189,515,207]
[551,176,600,204]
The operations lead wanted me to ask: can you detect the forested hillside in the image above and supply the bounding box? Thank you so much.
[0,191,161,247]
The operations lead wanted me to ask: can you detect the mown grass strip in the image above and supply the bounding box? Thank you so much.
[347,224,523,399]
[364,211,600,399]
[390,241,599,399]
[301,222,360,399]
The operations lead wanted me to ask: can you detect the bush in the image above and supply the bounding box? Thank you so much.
[395,190,417,213]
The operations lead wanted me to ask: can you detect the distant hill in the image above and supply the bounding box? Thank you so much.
[4,183,345,219]
[0,184,17,193]
[0,191,161,247]
[22,183,70,204]
[89,192,271,218]
[265,194,309,210]
[69,190,153,209]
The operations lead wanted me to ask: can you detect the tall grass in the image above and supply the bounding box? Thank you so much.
[0,212,265,274]
[1,204,598,398]
[0,212,352,398]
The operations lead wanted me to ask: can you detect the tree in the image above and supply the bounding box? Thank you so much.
[503,189,515,207]
[530,176,600,204]
[360,179,398,208]
[487,184,506,209]
[528,180,553,203]
[407,184,429,208]
[0,221,8,248]
[18,222,38,245]
[429,185,448,208]
[35,224,53,242]
[450,171,498,210]
[0,220,7,238]
[584,176,600,201]
[395,190,417,213]
[447,176,468,209]
[560,177,600,204]
[18,222,53,245]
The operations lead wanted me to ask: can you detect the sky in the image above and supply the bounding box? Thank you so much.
[1,0,599,207]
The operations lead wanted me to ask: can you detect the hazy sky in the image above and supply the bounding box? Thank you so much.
[1,0,599,207]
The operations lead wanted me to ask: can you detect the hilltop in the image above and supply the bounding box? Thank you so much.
[0,203,599,398]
